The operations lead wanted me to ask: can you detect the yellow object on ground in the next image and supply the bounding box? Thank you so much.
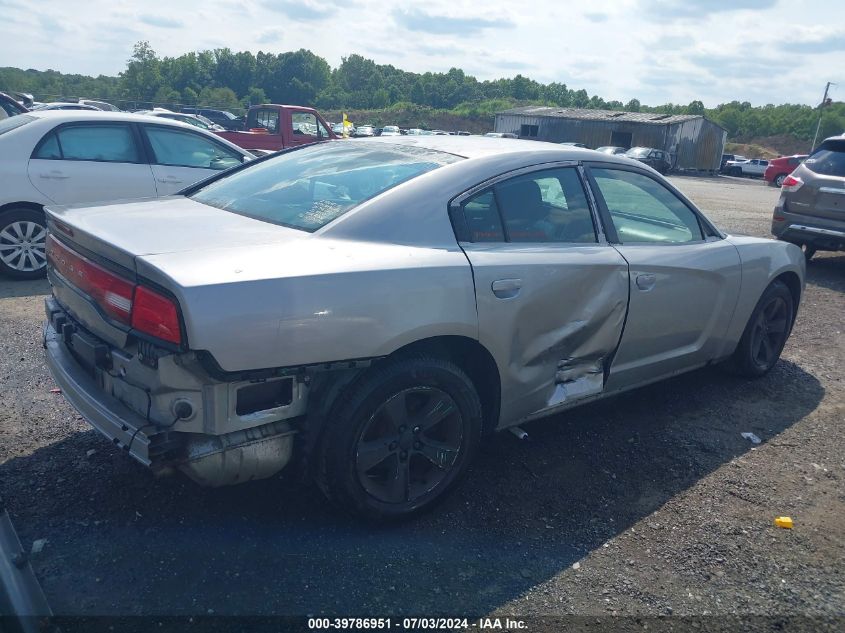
[774,516,794,529]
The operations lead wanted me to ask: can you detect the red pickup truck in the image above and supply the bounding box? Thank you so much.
[216,104,337,151]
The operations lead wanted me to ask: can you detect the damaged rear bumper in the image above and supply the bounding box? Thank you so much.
[43,304,301,487]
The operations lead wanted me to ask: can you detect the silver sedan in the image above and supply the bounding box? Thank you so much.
[43,137,805,520]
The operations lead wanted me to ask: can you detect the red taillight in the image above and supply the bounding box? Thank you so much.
[47,235,182,345]
[131,285,182,345]
[781,175,803,192]
[47,236,134,324]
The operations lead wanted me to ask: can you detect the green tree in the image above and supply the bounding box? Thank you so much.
[120,41,161,101]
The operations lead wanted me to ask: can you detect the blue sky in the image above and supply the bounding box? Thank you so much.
[0,0,843,107]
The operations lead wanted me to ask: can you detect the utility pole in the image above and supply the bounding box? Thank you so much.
[811,81,835,152]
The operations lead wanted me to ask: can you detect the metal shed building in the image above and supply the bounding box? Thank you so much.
[494,106,727,172]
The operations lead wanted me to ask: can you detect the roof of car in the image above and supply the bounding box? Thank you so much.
[27,110,207,127]
[354,135,635,164]
[23,110,250,154]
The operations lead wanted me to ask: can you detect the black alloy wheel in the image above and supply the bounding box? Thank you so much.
[728,280,794,378]
[318,356,482,520]
[355,386,463,505]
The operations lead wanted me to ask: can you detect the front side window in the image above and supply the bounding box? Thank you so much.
[191,142,462,232]
[49,124,139,163]
[591,168,703,243]
[145,126,243,170]
[292,112,319,137]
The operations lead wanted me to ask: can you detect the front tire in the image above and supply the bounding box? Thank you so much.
[728,280,794,378]
[802,245,816,262]
[318,356,483,521]
[0,208,48,280]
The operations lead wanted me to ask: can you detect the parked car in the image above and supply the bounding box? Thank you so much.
[78,99,120,112]
[559,142,587,148]
[0,92,28,119]
[484,132,518,139]
[0,111,251,278]
[720,153,746,172]
[772,135,845,261]
[380,125,401,136]
[725,158,769,178]
[764,155,808,187]
[331,122,354,137]
[30,102,100,111]
[42,136,804,520]
[216,104,336,150]
[147,110,226,131]
[354,125,375,137]
[181,107,243,131]
[595,146,627,155]
[625,147,672,174]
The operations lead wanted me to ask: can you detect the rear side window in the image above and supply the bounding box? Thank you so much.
[191,142,461,232]
[460,189,504,242]
[805,140,845,177]
[248,108,279,133]
[591,168,703,243]
[496,168,596,243]
[42,125,140,163]
[145,126,242,170]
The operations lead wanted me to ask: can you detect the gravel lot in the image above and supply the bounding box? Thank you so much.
[0,175,842,630]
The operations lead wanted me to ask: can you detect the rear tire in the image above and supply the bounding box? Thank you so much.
[774,174,786,188]
[0,208,48,280]
[727,280,794,378]
[317,356,483,521]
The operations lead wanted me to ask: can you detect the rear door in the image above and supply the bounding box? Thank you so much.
[28,122,156,205]
[140,124,245,195]
[585,164,741,390]
[453,163,630,426]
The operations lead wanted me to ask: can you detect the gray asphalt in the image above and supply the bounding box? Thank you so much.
[0,175,842,628]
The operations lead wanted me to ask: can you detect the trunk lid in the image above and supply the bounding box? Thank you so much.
[45,196,306,274]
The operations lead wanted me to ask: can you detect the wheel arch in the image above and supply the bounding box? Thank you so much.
[384,335,501,437]
[773,270,802,320]
[0,201,45,217]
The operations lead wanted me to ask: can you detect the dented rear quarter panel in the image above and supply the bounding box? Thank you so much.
[137,239,478,372]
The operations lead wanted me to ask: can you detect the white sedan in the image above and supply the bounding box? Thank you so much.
[0,111,251,279]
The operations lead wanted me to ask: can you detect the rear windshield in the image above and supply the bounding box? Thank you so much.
[805,140,845,177]
[0,114,35,136]
[191,141,462,231]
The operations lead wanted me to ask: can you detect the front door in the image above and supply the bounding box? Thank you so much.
[586,165,742,391]
[454,164,630,426]
[141,124,244,195]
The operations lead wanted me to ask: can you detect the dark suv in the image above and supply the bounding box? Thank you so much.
[181,108,243,131]
[771,135,845,261]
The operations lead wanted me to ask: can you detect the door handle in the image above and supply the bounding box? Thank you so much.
[636,273,656,291]
[156,177,184,184]
[491,278,521,299]
[39,171,69,180]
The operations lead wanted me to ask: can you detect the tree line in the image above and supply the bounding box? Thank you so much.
[2,41,843,142]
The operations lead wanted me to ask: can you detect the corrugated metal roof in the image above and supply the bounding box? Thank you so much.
[496,106,706,125]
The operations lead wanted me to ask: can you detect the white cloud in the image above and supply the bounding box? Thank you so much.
[0,0,843,107]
